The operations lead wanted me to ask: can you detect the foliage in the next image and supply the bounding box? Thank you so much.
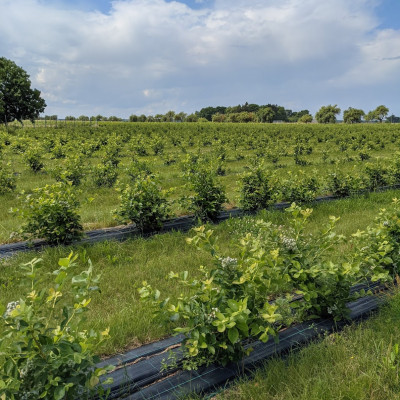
[92,162,118,187]
[0,162,17,194]
[298,114,313,123]
[343,107,365,124]
[13,182,83,244]
[326,170,365,197]
[140,203,392,370]
[52,155,85,186]
[0,253,113,399]
[0,57,46,126]
[315,105,341,124]
[114,173,170,232]
[183,165,227,222]
[24,148,45,173]
[239,165,272,211]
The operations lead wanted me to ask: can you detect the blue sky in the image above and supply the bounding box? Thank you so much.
[1,0,400,118]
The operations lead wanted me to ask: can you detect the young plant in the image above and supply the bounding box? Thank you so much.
[182,165,227,222]
[0,253,113,399]
[114,173,170,232]
[0,162,17,194]
[12,182,83,244]
[239,165,272,211]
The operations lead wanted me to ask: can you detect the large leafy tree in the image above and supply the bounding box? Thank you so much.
[315,104,341,124]
[0,57,46,126]
[343,107,365,124]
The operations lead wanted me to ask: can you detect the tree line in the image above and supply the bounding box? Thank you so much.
[0,57,398,126]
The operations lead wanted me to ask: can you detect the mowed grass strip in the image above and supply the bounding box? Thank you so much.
[210,290,400,400]
[1,189,399,355]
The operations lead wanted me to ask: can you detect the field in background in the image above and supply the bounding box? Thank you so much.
[1,122,400,243]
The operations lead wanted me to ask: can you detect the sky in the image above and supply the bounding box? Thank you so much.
[1,0,400,118]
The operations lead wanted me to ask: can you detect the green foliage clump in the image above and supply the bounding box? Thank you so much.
[52,155,85,186]
[326,170,365,197]
[140,203,395,370]
[0,163,17,194]
[239,165,271,211]
[23,148,44,173]
[13,182,83,244]
[114,173,170,232]
[0,253,113,399]
[183,164,227,222]
[92,162,118,187]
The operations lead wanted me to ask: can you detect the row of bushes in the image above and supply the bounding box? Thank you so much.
[2,200,399,397]
[8,155,400,245]
[140,201,400,370]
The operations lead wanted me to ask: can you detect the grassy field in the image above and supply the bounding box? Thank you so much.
[1,189,399,355]
[1,122,400,243]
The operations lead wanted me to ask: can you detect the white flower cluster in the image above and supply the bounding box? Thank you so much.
[220,257,238,268]
[281,236,298,252]
[206,307,219,322]
[383,221,390,227]
[5,300,19,316]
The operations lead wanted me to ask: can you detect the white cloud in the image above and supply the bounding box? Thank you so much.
[0,0,399,117]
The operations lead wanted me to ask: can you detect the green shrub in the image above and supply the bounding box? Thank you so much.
[92,162,118,187]
[326,170,365,197]
[184,166,227,222]
[114,173,169,232]
[13,182,83,244]
[0,163,17,194]
[239,166,271,211]
[140,203,392,370]
[0,253,113,399]
[52,156,85,186]
[23,148,44,173]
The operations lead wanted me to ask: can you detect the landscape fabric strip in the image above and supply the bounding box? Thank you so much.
[98,285,389,400]
[0,189,378,258]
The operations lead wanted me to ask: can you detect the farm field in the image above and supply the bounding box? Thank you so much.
[1,122,400,244]
[2,122,400,398]
[1,189,399,356]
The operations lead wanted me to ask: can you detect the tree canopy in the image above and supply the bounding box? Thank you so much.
[343,107,365,124]
[315,105,341,124]
[0,57,46,125]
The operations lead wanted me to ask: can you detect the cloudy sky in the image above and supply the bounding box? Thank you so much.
[1,0,400,118]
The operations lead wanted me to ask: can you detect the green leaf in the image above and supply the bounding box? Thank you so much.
[227,299,239,312]
[54,385,65,400]
[228,327,239,344]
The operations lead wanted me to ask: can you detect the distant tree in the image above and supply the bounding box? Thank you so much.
[78,115,89,121]
[65,116,76,121]
[0,57,46,126]
[298,114,313,123]
[95,114,104,121]
[164,110,176,122]
[315,105,341,123]
[175,111,187,122]
[212,113,226,122]
[186,113,198,122]
[257,107,274,123]
[386,114,400,123]
[129,114,138,122]
[343,107,365,124]
[108,116,121,121]
[288,110,310,122]
[373,105,389,123]
[138,114,147,122]
[154,114,163,122]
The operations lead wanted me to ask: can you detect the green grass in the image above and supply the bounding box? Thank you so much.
[1,189,400,356]
[209,290,400,400]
